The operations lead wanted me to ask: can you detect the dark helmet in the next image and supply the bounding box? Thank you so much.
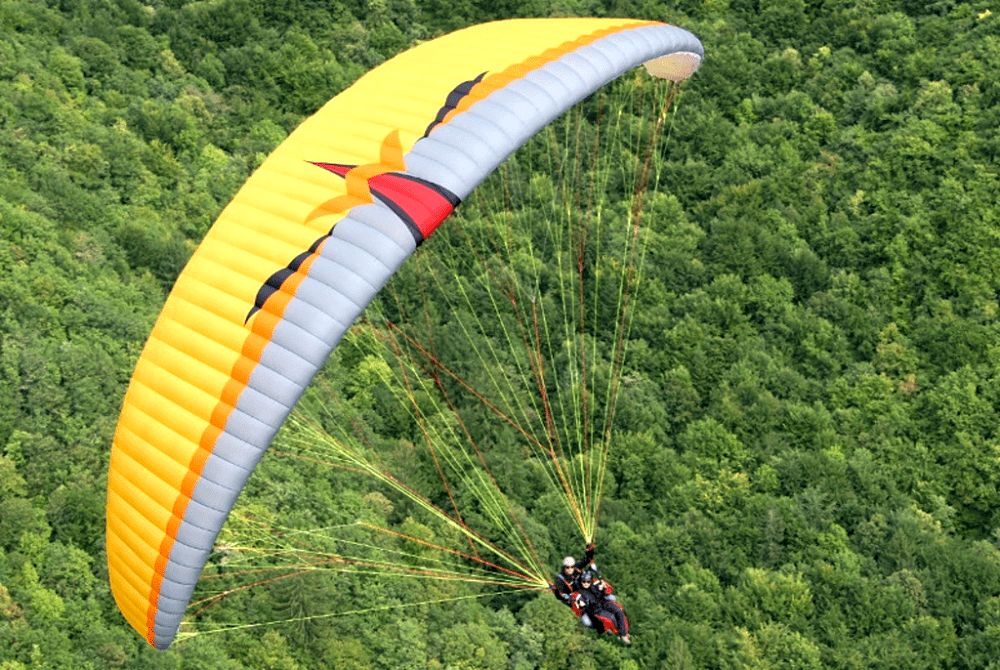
[580,571,595,584]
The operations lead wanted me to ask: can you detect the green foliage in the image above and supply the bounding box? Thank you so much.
[1,0,998,668]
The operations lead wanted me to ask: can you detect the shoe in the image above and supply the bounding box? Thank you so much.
[621,635,631,645]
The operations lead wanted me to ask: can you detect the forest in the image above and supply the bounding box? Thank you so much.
[1,1,998,669]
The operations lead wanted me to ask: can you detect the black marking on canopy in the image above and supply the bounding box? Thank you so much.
[423,72,487,138]
[245,236,325,324]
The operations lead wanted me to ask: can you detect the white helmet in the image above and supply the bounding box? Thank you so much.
[562,556,576,568]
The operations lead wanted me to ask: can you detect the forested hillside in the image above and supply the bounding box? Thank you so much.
[1,1,998,669]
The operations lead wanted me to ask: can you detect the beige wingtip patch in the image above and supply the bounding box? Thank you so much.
[643,51,702,81]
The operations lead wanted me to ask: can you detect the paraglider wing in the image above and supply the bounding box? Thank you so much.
[105,18,702,649]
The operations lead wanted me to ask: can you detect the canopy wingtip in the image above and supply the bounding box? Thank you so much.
[643,51,702,81]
